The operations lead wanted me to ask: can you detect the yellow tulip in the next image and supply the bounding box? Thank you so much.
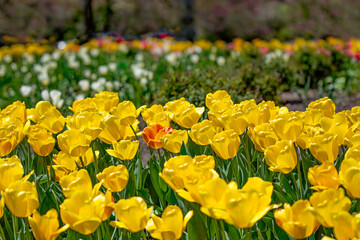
[60,191,103,235]
[218,108,248,135]
[172,105,204,129]
[270,112,304,141]
[309,132,339,163]
[243,102,271,128]
[344,122,360,147]
[57,129,92,157]
[0,155,27,192]
[146,205,193,240]
[69,97,98,113]
[0,117,24,157]
[59,169,93,198]
[339,146,360,198]
[160,130,188,153]
[333,211,360,240]
[66,111,104,141]
[274,200,320,239]
[28,209,69,240]
[310,188,351,228]
[319,113,349,146]
[210,130,240,160]
[77,147,98,167]
[307,97,335,118]
[295,125,320,149]
[188,120,222,145]
[27,125,55,156]
[248,123,278,152]
[207,99,234,125]
[94,91,119,112]
[52,151,78,181]
[98,115,139,144]
[141,105,170,127]
[205,90,233,109]
[110,197,153,233]
[264,140,297,174]
[224,177,278,228]
[1,101,27,123]
[27,101,65,134]
[308,163,340,191]
[106,140,139,160]
[3,180,39,218]
[164,98,190,118]
[96,165,129,192]
[160,155,218,203]
[111,101,139,126]
[189,177,237,219]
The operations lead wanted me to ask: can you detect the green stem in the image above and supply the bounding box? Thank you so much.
[357,199,360,212]
[141,230,147,239]
[12,214,17,240]
[291,173,300,200]
[219,220,226,240]
[130,125,138,141]
[245,228,252,240]
[91,144,99,174]
[231,157,240,184]
[242,135,252,177]
[297,158,304,199]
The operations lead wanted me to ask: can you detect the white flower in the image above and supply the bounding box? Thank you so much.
[10,63,17,71]
[41,53,51,63]
[108,62,117,72]
[0,65,6,77]
[98,65,108,75]
[78,79,90,92]
[118,44,129,54]
[105,81,113,91]
[50,90,64,108]
[113,81,121,90]
[20,85,32,97]
[52,51,61,60]
[90,48,99,57]
[135,53,144,62]
[41,89,50,101]
[83,69,91,78]
[91,81,104,93]
[165,53,178,65]
[190,54,199,64]
[75,94,85,100]
[21,66,28,73]
[38,73,50,86]
[140,78,148,87]
[209,54,216,61]
[217,56,226,66]
[4,55,12,63]
[57,41,66,50]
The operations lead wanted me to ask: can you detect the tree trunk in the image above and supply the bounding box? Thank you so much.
[177,0,196,41]
[103,0,113,32]
[83,0,95,41]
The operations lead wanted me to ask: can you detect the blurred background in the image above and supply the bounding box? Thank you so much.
[1,0,360,42]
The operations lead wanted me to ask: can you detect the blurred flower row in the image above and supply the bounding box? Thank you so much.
[0,90,359,239]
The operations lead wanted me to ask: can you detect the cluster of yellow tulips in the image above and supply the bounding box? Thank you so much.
[0,90,359,239]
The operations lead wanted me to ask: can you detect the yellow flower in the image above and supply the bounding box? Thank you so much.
[319,113,348,146]
[207,99,234,125]
[0,117,24,157]
[27,101,65,134]
[146,205,193,240]
[27,125,55,156]
[275,200,320,239]
[98,115,139,144]
[308,163,340,191]
[69,98,98,113]
[57,129,92,157]
[141,105,170,127]
[1,101,27,123]
[248,123,278,152]
[339,145,360,198]
[270,112,304,141]
[307,97,335,118]
[295,125,320,149]
[3,180,39,218]
[52,152,78,181]
[172,105,204,129]
[309,132,339,163]
[189,177,237,219]
[60,191,103,235]
[28,209,69,240]
[309,188,351,228]
[218,108,248,135]
[106,140,139,160]
[243,102,271,128]
[77,147,98,167]
[94,91,119,112]
[205,90,233,109]
[59,169,93,199]
[344,122,360,147]
[333,211,360,240]
[0,155,29,192]
[164,98,190,118]
[110,101,141,126]
[66,111,104,141]
[188,120,222,145]
[96,165,129,192]
[110,197,153,233]
[142,124,173,149]
[210,130,240,160]
[264,140,297,174]
[160,130,188,153]
[160,155,218,203]
[224,177,278,228]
